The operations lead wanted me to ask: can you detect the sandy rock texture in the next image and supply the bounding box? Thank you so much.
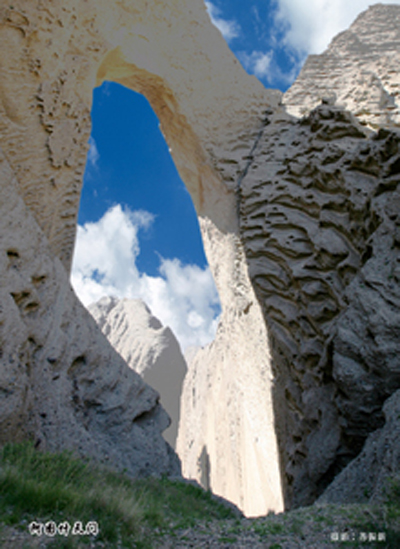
[0,145,179,476]
[177,86,400,516]
[176,217,284,517]
[88,297,187,448]
[283,4,400,130]
[0,0,279,272]
[177,4,400,514]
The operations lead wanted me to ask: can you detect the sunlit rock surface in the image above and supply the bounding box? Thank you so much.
[176,217,284,516]
[283,4,400,130]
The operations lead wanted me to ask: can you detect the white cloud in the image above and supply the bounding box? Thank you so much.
[87,136,99,167]
[205,2,240,41]
[239,50,273,80]
[71,205,220,351]
[274,0,400,56]
[239,49,299,86]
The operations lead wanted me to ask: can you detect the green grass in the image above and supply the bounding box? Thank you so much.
[1,442,400,548]
[253,521,285,536]
[348,475,400,548]
[0,442,236,548]
[219,535,237,543]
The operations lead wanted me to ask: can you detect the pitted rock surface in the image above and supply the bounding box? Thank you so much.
[240,104,400,507]
[0,0,280,516]
[0,145,180,477]
[0,0,400,519]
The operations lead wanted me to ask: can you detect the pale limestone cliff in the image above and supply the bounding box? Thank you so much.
[283,4,400,130]
[176,218,284,516]
[176,4,400,515]
[0,0,279,272]
[88,297,187,448]
[0,0,400,520]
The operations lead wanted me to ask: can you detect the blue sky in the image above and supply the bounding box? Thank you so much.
[77,84,206,277]
[71,0,400,351]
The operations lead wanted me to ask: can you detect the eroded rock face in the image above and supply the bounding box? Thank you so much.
[177,5,400,514]
[0,0,278,272]
[88,297,187,448]
[0,146,180,476]
[239,103,400,508]
[0,0,280,510]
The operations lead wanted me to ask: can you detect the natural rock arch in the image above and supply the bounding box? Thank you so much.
[1,0,400,518]
[0,0,279,268]
[0,0,284,516]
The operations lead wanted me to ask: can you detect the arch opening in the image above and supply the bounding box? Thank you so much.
[66,27,284,517]
[71,81,222,448]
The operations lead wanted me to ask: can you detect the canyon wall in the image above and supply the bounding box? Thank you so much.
[0,0,399,519]
[176,217,284,516]
[0,0,282,515]
[177,3,400,514]
[240,103,400,508]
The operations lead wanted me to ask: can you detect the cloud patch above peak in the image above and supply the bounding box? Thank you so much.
[205,2,240,42]
[274,0,400,57]
[71,205,220,351]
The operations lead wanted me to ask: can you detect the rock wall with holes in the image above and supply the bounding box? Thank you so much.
[0,0,278,272]
[239,103,400,508]
[177,4,400,514]
[0,0,283,516]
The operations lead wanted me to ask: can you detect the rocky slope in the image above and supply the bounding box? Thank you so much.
[88,297,187,447]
